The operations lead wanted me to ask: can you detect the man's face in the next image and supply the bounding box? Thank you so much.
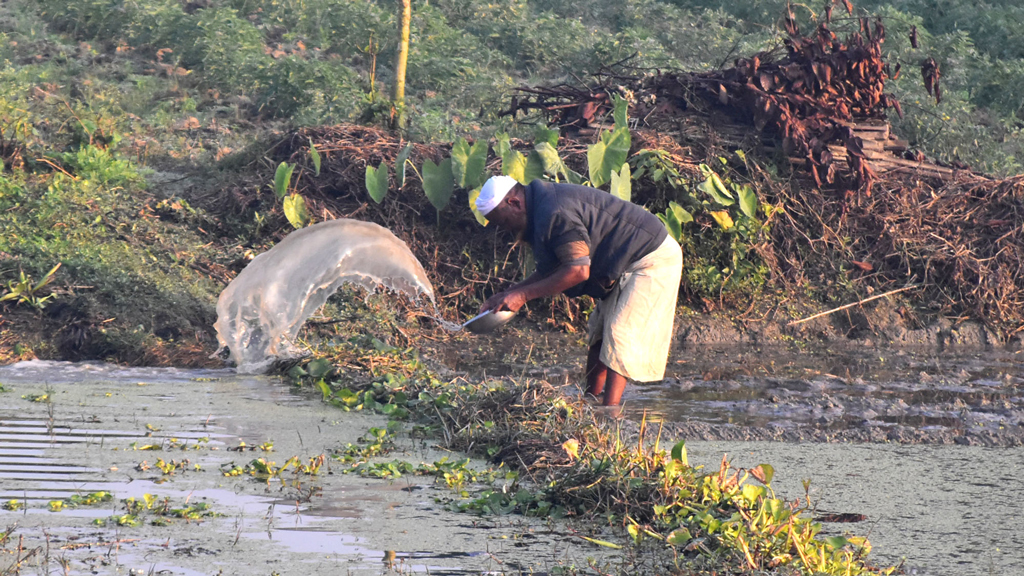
[485,186,528,235]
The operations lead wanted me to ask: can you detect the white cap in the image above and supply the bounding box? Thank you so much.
[475,175,518,216]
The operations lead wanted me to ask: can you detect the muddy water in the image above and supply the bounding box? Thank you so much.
[0,361,609,576]
[686,441,1023,576]
[439,332,1024,575]
[628,346,1024,447]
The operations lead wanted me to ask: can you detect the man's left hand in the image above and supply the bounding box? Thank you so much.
[481,290,527,313]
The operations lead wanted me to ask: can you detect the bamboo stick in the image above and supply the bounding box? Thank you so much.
[787,285,921,326]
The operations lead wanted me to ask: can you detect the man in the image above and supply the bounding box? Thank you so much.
[477,175,683,406]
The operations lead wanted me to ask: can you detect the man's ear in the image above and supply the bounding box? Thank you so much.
[507,189,524,210]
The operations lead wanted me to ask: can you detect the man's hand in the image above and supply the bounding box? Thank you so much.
[481,290,527,313]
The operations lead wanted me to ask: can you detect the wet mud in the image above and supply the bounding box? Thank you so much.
[436,328,1024,447]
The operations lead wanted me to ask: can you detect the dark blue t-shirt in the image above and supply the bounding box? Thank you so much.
[524,180,668,299]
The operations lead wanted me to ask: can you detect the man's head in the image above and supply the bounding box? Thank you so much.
[476,176,527,234]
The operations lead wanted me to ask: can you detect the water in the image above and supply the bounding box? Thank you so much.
[686,441,1024,576]
[626,346,1024,446]
[4,350,1022,575]
[0,361,598,576]
[214,219,436,373]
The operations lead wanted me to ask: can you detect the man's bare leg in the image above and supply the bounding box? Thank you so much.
[585,341,607,396]
[602,369,627,406]
[586,341,628,406]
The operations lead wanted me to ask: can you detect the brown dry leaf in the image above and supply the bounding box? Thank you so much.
[174,117,201,131]
[851,261,873,272]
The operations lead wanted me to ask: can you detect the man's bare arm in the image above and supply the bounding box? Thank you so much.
[482,264,589,313]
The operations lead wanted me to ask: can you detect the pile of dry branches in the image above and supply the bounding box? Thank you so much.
[499,2,1024,337]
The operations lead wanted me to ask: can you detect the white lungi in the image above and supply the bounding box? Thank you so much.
[587,236,683,382]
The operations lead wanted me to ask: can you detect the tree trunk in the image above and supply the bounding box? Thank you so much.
[393,0,411,130]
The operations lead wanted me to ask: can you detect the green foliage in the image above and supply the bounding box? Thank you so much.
[94,493,218,527]
[1,263,61,311]
[531,141,576,182]
[273,162,295,200]
[283,194,310,229]
[450,137,487,190]
[58,146,141,187]
[364,162,389,204]
[394,143,414,189]
[634,151,772,296]
[587,95,632,187]
[421,157,454,218]
[309,140,321,177]
[657,202,693,243]
[609,163,631,202]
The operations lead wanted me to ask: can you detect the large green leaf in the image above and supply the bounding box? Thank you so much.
[524,149,548,183]
[283,193,310,229]
[825,537,850,551]
[395,143,413,189]
[699,174,735,206]
[365,162,388,204]
[494,132,513,160]
[666,528,692,547]
[609,163,631,202]
[273,162,294,200]
[587,140,608,187]
[451,137,487,189]
[532,142,567,179]
[589,127,631,187]
[670,201,693,224]
[738,183,758,219]
[502,149,529,184]
[670,440,688,464]
[422,157,454,213]
[658,213,682,243]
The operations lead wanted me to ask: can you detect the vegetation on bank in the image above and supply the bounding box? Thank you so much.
[2,0,1023,362]
[278,327,891,575]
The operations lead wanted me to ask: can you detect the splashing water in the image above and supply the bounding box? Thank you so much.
[214,219,443,373]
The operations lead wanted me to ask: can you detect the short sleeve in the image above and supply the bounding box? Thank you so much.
[554,240,591,267]
[548,213,590,250]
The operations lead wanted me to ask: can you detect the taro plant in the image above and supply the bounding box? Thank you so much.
[421,157,454,224]
[657,201,693,243]
[273,161,311,229]
[450,137,487,191]
[365,162,388,204]
[587,95,631,188]
[309,139,321,177]
[394,143,413,189]
[636,152,775,294]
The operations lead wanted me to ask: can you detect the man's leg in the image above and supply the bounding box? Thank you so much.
[585,341,607,396]
[602,368,628,406]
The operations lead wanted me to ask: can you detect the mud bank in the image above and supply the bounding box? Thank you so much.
[0,361,615,575]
